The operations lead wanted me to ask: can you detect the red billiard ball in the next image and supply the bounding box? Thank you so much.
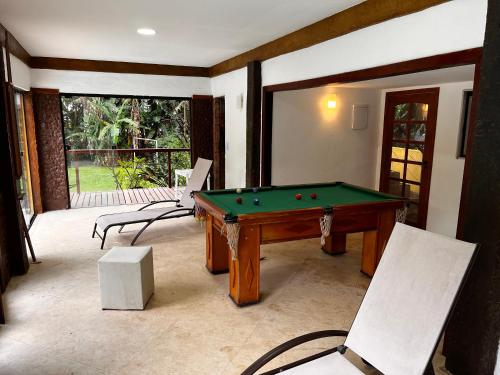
[310,193,317,199]
[236,197,243,204]
[295,193,302,200]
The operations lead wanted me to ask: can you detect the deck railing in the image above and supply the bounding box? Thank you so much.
[66,148,191,193]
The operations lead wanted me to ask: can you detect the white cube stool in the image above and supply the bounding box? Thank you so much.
[98,246,154,310]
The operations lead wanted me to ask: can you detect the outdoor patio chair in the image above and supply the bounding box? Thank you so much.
[92,158,212,249]
[242,223,477,375]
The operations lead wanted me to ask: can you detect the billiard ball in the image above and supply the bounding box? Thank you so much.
[295,193,302,200]
[236,197,242,204]
[253,198,260,205]
[252,187,259,193]
[310,193,317,199]
[236,188,242,194]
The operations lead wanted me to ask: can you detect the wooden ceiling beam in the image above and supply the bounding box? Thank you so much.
[30,57,210,77]
[209,0,451,77]
[3,0,451,78]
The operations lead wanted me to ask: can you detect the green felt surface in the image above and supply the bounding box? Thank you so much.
[199,182,399,217]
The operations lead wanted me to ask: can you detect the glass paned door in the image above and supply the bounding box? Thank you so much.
[380,89,439,228]
[14,92,34,223]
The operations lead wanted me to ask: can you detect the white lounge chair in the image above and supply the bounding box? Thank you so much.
[242,223,477,375]
[92,158,212,249]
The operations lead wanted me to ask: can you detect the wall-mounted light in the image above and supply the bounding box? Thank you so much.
[327,95,337,109]
[137,28,156,36]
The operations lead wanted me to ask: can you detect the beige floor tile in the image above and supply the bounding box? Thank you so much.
[1,206,451,374]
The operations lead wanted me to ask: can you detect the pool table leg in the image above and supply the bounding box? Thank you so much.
[229,224,261,306]
[361,209,396,276]
[206,215,230,274]
[322,233,347,255]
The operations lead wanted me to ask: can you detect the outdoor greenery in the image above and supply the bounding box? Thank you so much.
[68,166,115,192]
[62,96,191,191]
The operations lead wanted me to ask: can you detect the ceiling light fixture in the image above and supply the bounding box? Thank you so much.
[137,28,156,36]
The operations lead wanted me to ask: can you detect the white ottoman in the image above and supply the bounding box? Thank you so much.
[98,246,154,310]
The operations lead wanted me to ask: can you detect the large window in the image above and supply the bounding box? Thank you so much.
[61,95,191,193]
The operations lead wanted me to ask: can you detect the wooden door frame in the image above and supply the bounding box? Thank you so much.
[261,48,482,186]
[379,87,440,228]
[213,96,225,189]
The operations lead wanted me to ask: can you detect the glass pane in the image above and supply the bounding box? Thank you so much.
[411,103,429,121]
[393,123,407,140]
[388,179,403,197]
[410,123,426,141]
[390,161,405,180]
[404,183,420,201]
[391,142,406,160]
[406,164,422,183]
[406,203,419,224]
[407,143,424,162]
[394,103,409,120]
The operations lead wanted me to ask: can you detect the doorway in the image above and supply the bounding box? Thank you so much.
[60,94,192,208]
[379,88,440,228]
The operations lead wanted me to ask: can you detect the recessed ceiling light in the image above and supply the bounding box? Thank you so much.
[137,28,156,36]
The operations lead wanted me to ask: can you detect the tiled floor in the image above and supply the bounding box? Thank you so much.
[0,206,452,374]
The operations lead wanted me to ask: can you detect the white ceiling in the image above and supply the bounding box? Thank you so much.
[334,65,475,89]
[0,0,364,67]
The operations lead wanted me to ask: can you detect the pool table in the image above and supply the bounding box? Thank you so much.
[193,182,406,306]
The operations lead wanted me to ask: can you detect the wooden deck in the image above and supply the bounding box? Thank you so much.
[69,187,178,209]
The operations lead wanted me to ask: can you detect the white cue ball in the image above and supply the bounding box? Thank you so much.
[236,188,242,194]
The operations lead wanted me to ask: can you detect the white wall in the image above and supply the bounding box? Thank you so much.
[271,80,471,238]
[2,48,31,90]
[30,69,211,98]
[10,54,31,90]
[262,0,486,86]
[374,81,473,237]
[210,67,247,188]
[233,0,484,190]
[272,86,379,187]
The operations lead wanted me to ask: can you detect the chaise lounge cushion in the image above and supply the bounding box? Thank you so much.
[96,206,185,231]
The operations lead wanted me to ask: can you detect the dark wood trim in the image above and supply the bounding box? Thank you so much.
[379,88,440,229]
[456,59,482,239]
[213,96,225,189]
[5,84,23,179]
[261,90,274,186]
[61,92,191,101]
[246,61,262,187]
[4,29,13,83]
[261,49,482,188]
[31,88,60,95]
[209,0,451,77]
[0,24,30,67]
[5,33,31,67]
[190,95,214,186]
[264,48,482,93]
[31,57,210,77]
[23,92,43,214]
[0,24,5,47]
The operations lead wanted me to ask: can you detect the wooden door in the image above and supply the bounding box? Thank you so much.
[380,88,439,228]
[213,97,225,189]
[191,95,214,188]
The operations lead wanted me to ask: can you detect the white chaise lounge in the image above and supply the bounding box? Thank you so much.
[242,223,477,375]
[92,158,212,249]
